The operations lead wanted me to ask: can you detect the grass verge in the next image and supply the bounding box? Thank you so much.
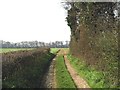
[67,54,110,89]
[55,55,76,89]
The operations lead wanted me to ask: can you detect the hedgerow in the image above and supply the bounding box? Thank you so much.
[2,48,55,88]
[65,2,119,88]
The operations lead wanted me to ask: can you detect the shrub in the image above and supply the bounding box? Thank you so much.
[2,48,55,88]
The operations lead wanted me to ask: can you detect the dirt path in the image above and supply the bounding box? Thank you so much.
[40,57,55,88]
[64,55,90,88]
[40,49,90,89]
[40,53,58,88]
[59,49,90,88]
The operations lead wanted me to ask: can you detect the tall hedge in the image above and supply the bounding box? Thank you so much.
[65,2,119,88]
[2,48,55,88]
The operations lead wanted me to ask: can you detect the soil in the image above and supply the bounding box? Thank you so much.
[64,55,90,88]
[58,49,90,88]
[40,56,57,88]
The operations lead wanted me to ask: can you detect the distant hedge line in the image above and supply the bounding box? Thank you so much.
[2,48,55,88]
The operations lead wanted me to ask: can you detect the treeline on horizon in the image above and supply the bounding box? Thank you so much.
[0,40,70,48]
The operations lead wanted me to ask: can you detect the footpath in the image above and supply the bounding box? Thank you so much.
[40,49,90,89]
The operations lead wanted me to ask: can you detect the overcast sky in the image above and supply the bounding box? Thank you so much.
[0,0,71,43]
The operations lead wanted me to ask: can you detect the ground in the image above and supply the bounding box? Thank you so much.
[40,48,90,88]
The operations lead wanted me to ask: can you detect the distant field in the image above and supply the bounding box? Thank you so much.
[0,48,34,53]
[0,48,68,53]
[50,48,59,54]
[50,48,68,54]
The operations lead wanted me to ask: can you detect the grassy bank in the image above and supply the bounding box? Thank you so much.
[2,48,54,88]
[67,54,110,88]
[55,55,76,89]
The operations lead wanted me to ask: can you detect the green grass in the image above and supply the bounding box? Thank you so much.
[50,48,59,54]
[0,48,33,53]
[67,54,109,89]
[55,55,76,89]
[50,48,69,54]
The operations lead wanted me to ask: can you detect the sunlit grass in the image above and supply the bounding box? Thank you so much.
[50,48,59,54]
[50,48,69,54]
[55,55,76,89]
[0,48,33,53]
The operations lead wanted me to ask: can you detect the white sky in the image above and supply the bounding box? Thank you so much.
[0,0,71,43]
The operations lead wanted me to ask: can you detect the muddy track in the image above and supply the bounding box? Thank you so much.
[40,58,55,88]
[64,55,90,89]
[40,49,90,89]
[40,51,59,88]
[59,49,90,89]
